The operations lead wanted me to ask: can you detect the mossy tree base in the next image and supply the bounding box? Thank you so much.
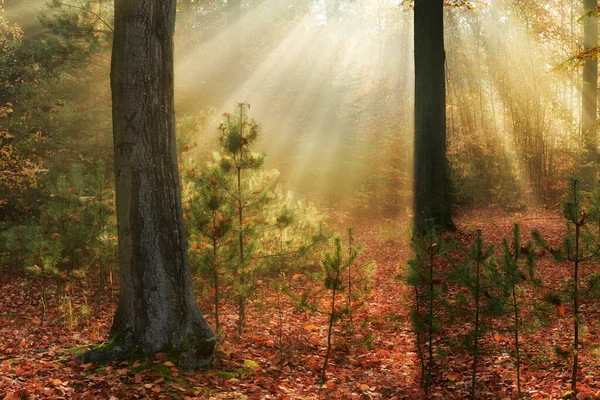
[80,329,216,371]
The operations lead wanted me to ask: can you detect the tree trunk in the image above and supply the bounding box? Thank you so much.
[413,0,455,234]
[582,0,598,186]
[82,0,215,370]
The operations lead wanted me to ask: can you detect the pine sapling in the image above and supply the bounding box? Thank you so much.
[321,234,359,382]
[532,178,594,396]
[189,167,232,337]
[501,223,534,398]
[217,102,265,334]
[407,226,444,393]
[453,230,498,400]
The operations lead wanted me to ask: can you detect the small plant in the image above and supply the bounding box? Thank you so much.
[407,226,445,393]
[501,223,535,398]
[533,177,598,396]
[452,230,504,400]
[321,233,359,382]
[187,166,233,337]
[216,102,268,334]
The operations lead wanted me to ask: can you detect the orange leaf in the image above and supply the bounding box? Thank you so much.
[556,304,565,317]
[134,374,142,383]
[493,332,501,342]
[326,381,335,389]
[446,375,458,382]
[163,361,175,367]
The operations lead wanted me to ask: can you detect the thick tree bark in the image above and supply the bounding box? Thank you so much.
[83,0,215,369]
[582,0,598,186]
[413,0,455,234]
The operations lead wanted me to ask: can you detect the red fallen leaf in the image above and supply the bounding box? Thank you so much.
[152,386,161,393]
[51,232,60,238]
[15,367,25,375]
[265,340,275,347]
[493,331,501,342]
[154,377,165,384]
[556,304,565,317]
[134,374,142,383]
[326,381,335,389]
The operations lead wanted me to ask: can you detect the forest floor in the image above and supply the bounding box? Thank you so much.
[2,208,600,399]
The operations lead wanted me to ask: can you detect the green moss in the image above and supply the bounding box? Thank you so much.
[216,371,238,379]
[3,358,21,364]
[127,348,146,363]
[92,332,125,354]
[152,363,174,377]
[243,359,258,370]
[66,345,90,356]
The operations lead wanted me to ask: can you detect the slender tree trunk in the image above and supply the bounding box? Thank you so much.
[426,250,434,391]
[471,255,481,400]
[236,104,246,334]
[83,0,215,370]
[582,0,598,186]
[413,0,455,234]
[322,282,338,382]
[213,235,219,337]
[572,222,580,393]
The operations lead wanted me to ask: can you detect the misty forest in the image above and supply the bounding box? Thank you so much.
[5,0,600,398]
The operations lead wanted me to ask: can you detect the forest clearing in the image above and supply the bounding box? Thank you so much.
[4,0,600,399]
[3,210,600,399]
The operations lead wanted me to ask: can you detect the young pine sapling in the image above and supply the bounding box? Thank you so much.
[217,102,267,334]
[407,226,445,393]
[533,178,597,396]
[501,223,535,398]
[321,234,359,382]
[453,230,503,400]
[188,166,232,337]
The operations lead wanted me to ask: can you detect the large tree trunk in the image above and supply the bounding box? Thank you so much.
[582,0,598,186]
[413,0,455,234]
[83,0,215,370]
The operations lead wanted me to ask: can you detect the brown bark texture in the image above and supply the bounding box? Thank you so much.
[83,0,216,370]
